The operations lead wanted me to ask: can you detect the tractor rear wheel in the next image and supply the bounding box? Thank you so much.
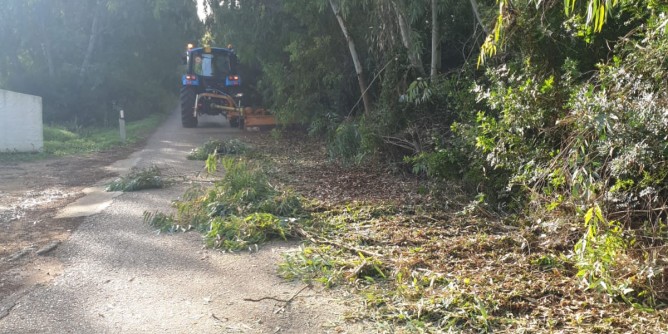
[180,86,198,128]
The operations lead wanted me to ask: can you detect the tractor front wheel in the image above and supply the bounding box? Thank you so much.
[229,117,240,128]
[180,86,198,128]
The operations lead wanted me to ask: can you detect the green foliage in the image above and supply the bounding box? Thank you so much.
[187,139,249,160]
[174,158,275,225]
[328,121,365,165]
[205,213,288,251]
[216,157,273,205]
[405,79,433,105]
[391,73,496,194]
[43,126,79,142]
[467,16,668,305]
[563,0,625,32]
[530,254,568,270]
[143,211,178,233]
[473,61,567,171]
[46,112,165,156]
[206,0,350,126]
[106,165,164,192]
[279,245,345,287]
[148,157,304,250]
[479,0,643,65]
[258,189,304,217]
[573,206,630,297]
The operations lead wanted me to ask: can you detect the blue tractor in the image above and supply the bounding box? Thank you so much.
[180,45,244,128]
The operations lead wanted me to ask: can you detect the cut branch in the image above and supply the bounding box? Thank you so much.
[243,285,310,304]
[292,226,387,261]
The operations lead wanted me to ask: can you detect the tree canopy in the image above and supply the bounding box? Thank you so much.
[0,0,201,125]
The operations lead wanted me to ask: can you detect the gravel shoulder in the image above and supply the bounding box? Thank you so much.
[0,111,363,333]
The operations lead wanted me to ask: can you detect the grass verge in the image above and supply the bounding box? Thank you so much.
[0,113,167,163]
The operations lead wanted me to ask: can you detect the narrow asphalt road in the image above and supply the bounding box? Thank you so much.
[0,110,360,333]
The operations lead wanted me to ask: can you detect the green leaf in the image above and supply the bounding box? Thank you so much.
[584,207,594,225]
[594,205,604,223]
[596,4,606,32]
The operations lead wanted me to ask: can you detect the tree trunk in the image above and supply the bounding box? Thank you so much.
[430,0,441,80]
[392,1,425,77]
[37,3,55,79]
[79,1,103,80]
[328,0,371,114]
[41,41,55,80]
[469,0,489,35]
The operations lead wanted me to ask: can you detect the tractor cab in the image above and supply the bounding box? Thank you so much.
[182,46,240,90]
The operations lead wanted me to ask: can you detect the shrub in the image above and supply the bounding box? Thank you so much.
[328,121,364,165]
[470,18,668,305]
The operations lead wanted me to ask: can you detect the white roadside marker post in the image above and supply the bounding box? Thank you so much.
[119,110,126,142]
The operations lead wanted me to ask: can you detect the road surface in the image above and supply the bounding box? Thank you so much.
[0,111,360,333]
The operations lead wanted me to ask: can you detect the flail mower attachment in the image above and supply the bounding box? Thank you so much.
[193,91,276,131]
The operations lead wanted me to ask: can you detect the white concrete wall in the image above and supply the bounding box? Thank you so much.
[0,89,43,152]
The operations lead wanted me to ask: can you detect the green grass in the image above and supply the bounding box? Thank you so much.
[0,113,167,162]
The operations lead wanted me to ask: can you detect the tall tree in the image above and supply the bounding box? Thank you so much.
[430,0,441,79]
[79,0,104,80]
[393,1,426,76]
[328,0,371,114]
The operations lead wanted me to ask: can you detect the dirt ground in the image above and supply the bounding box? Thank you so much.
[0,146,138,303]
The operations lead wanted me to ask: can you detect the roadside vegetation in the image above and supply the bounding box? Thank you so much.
[45,113,168,155]
[0,114,167,163]
[3,0,666,332]
[198,2,667,332]
[151,0,668,328]
[150,132,667,332]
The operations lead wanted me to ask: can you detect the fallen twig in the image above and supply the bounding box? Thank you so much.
[292,226,388,261]
[36,241,60,255]
[243,284,310,304]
